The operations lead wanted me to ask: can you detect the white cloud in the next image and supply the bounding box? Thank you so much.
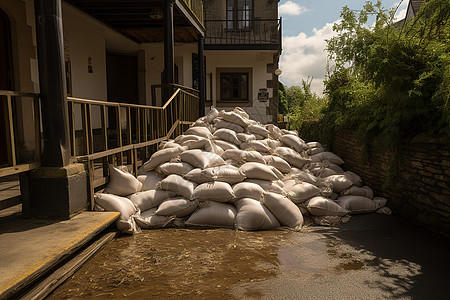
[279,1,307,16]
[279,21,338,95]
[393,1,408,22]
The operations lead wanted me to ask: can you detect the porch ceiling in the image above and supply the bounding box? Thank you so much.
[65,0,202,43]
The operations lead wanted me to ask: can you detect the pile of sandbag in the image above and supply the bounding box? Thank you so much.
[94,107,389,234]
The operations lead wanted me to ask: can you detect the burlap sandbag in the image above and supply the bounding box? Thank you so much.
[128,190,176,211]
[139,146,187,173]
[261,192,304,228]
[192,181,235,202]
[157,174,197,200]
[240,162,279,181]
[185,201,237,228]
[137,171,165,191]
[104,164,142,196]
[155,197,199,217]
[306,196,349,217]
[232,182,265,201]
[234,198,280,231]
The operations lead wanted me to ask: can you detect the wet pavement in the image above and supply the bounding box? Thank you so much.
[47,213,450,300]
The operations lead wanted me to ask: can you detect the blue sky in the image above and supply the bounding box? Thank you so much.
[278,0,409,94]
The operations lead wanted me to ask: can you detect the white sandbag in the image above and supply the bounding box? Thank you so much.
[263,155,292,174]
[244,179,285,194]
[240,140,271,153]
[218,110,249,128]
[269,165,284,180]
[232,182,265,201]
[308,146,325,155]
[240,162,279,181]
[233,107,249,119]
[290,171,319,185]
[281,129,298,136]
[159,140,180,150]
[281,134,308,152]
[306,196,349,217]
[180,137,209,149]
[253,134,265,140]
[155,197,199,217]
[157,174,197,200]
[192,181,235,202]
[266,124,283,140]
[213,128,241,145]
[319,168,338,178]
[345,171,363,187]
[335,195,378,214]
[204,140,224,155]
[274,147,310,169]
[94,193,140,234]
[185,201,237,228]
[214,139,239,151]
[213,119,245,133]
[307,141,322,148]
[201,166,246,184]
[237,133,256,143]
[284,179,321,203]
[224,159,240,168]
[203,106,219,123]
[248,124,269,138]
[128,190,176,211]
[310,152,345,165]
[260,138,282,150]
[104,165,142,196]
[134,208,174,229]
[341,186,373,199]
[183,168,207,184]
[222,149,265,164]
[325,174,353,193]
[156,162,194,176]
[137,171,164,191]
[234,198,280,231]
[261,192,304,228]
[184,126,212,139]
[180,149,226,169]
[139,146,187,173]
[373,197,387,208]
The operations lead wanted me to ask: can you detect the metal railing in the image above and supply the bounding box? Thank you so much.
[151,83,199,105]
[181,0,204,25]
[68,87,199,209]
[205,18,281,47]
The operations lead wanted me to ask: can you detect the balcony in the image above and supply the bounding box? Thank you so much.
[205,18,281,50]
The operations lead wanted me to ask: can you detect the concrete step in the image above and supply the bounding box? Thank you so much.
[0,211,119,300]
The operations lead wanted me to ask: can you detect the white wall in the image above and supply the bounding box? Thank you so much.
[205,50,276,124]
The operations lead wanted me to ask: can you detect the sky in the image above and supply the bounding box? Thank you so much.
[278,0,409,95]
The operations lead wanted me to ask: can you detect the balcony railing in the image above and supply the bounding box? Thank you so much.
[205,18,281,50]
[181,0,204,26]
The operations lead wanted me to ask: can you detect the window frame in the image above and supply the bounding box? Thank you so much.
[226,0,254,30]
[216,67,253,107]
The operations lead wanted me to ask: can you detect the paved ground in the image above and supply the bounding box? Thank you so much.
[47,213,450,300]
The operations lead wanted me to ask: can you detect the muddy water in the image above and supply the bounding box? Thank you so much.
[48,228,295,299]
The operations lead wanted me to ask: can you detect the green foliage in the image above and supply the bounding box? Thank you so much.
[317,0,450,183]
[278,81,288,115]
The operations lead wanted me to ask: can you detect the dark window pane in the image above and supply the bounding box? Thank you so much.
[220,72,249,101]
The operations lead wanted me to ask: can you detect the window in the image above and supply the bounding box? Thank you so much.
[217,68,252,105]
[226,0,253,30]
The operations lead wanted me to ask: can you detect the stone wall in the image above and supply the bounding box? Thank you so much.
[332,131,450,238]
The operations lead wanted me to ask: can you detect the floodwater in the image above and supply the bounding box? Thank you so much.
[47,214,450,299]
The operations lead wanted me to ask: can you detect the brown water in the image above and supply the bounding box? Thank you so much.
[48,228,293,300]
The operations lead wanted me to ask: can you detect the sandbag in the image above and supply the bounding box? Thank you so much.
[185,201,237,228]
[213,119,245,133]
[261,192,304,228]
[183,168,207,184]
[284,179,320,203]
[214,139,239,151]
[274,147,310,169]
[203,106,219,123]
[244,179,285,194]
[234,198,280,231]
[306,196,349,217]
[240,162,279,181]
[139,146,186,173]
[269,165,284,180]
[248,124,269,138]
[310,152,345,165]
[156,162,194,176]
[341,186,373,199]
[290,171,319,186]
[157,174,197,200]
[184,126,212,139]
[263,155,292,174]
[240,140,271,153]
[233,182,265,201]
[159,140,180,150]
[104,165,142,196]
[281,129,298,136]
[155,197,199,217]
[192,181,235,202]
[201,166,246,184]
[307,141,322,148]
[260,138,282,150]
[237,133,256,143]
[373,197,387,208]
[204,140,224,155]
[335,195,378,214]
[135,208,174,229]
[128,190,176,211]
[266,124,283,140]
[174,134,204,144]
[222,149,265,164]
[137,171,164,191]
[308,146,325,155]
[325,174,353,193]
[345,171,363,187]
[180,137,209,149]
[213,128,241,145]
[180,149,226,169]
[218,110,249,128]
[94,193,140,234]
[280,134,308,152]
